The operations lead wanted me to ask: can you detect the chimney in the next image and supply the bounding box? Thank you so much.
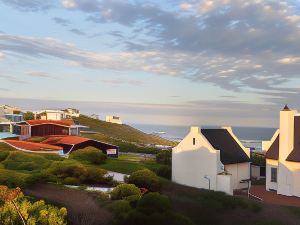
[190,126,200,133]
[279,105,295,161]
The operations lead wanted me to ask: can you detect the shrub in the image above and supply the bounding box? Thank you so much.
[109,200,132,215]
[47,162,111,185]
[128,169,160,191]
[156,150,172,165]
[0,169,29,188]
[156,165,171,179]
[71,147,107,165]
[0,151,9,162]
[111,184,141,200]
[137,192,170,214]
[63,177,81,185]
[2,151,50,171]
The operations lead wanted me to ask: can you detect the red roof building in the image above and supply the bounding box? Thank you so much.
[4,140,62,153]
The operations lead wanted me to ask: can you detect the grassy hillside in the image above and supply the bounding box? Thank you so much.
[76,115,176,146]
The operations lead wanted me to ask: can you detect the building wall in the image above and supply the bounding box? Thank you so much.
[31,124,69,136]
[251,165,265,180]
[266,159,278,191]
[225,162,250,189]
[106,116,122,124]
[172,127,223,191]
[217,174,233,195]
[41,112,65,120]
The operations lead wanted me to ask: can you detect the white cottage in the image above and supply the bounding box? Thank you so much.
[172,127,250,195]
[265,105,300,197]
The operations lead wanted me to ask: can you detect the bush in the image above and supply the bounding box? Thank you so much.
[63,177,81,185]
[0,169,29,188]
[156,150,172,165]
[128,169,160,191]
[137,192,170,214]
[71,147,107,164]
[47,161,111,185]
[111,184,141,200]
[156,165,171,179]
[109,200,132,215]
[0,151,9,162]
[2,151,50,171]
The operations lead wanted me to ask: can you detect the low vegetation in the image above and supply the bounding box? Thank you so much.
[77,115,175,146]
[0,185,67,225]
[110,184,141,200]
[70,147,107,165]
[127,169,160,192]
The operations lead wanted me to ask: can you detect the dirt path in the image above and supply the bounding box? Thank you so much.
[24,183,112,225]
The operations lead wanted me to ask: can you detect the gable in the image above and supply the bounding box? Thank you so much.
[201,129,250,165]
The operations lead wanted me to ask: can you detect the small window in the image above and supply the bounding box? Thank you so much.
[271,168,277,182]
[260,167,266,177]
[193,138,196,145]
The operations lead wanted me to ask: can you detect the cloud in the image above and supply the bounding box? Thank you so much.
[0,74,29,84]
[0,96,281,127]
[0,0,54,11]
[69,28,86,36]
[0,88,9,92]
[52,17,71,26]
[0,52,4,60]
[62,0,99,12]
[101,79,144,86]
[24,71,51,78]
[179,3,192,11]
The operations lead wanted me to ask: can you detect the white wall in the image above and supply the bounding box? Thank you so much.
[172,127,223,191]
[225,162,250,189]
[217,174,233,195]
[266,159,278,191]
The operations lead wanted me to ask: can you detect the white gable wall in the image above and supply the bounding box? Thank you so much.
[172,127,223,191]
[225,162,250,189]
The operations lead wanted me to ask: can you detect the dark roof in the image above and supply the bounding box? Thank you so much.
[287,116,300,162]
[265,134,279,160]
[282,104,291,111]
[201,129,250,165]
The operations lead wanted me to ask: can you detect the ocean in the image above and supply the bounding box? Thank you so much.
[131,124,277,150]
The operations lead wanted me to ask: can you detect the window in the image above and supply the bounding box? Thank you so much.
[193,138,196,145]
[271,168,277,182]
[260,167,266,177]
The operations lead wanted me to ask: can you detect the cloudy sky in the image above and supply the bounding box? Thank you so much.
[0,0,300,127]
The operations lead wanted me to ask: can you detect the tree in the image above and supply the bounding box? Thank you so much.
[0,185,67,225]
[23,112,34,121]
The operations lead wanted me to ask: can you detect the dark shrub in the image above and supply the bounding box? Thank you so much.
[111,184,141,200]
[0,151,9,162]
[137,192,170,214]
[0,169,28,187]
[156,165,171,179]
[3,151,50,171]
[156,150,172,165]
[47,161,111,185]
[71,147,107,164]
[109,200,132,215]
[128,169,160,191]
[63,177,81,185]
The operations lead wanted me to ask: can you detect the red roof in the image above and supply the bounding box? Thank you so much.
[26,120,75,127]
[4,140,62,152]
[42,135,90,145]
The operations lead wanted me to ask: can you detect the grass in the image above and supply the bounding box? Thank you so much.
[99,157,160,175]
[77,115,176,146]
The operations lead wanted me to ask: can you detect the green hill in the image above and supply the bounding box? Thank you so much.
[76,115,176,146]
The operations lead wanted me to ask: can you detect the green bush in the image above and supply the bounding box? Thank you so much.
[0,169,29,187]
[71,147,107,164]
[47,161,111,185]
[156,150,172,165]
[0,151,9,162]
[128,169,160,191]
[63,177,81,185]
[137,192,170,214]
[111,184,141,200]
[156,165,171,179]
[2,151,50,171]
[109,200,132,215]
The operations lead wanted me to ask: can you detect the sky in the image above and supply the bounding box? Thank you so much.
[0,0,300,127]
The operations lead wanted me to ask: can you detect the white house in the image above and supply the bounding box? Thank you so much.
[106,115,122,124]
[172,126,251,195]
[34,110,66,120]
[64,108,80,118]
[265,105,300,197]
[0,105,22,115]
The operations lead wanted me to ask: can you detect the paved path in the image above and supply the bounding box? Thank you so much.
[25,183,112,225]
[250,185,300,207]
[107,171,128,182]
